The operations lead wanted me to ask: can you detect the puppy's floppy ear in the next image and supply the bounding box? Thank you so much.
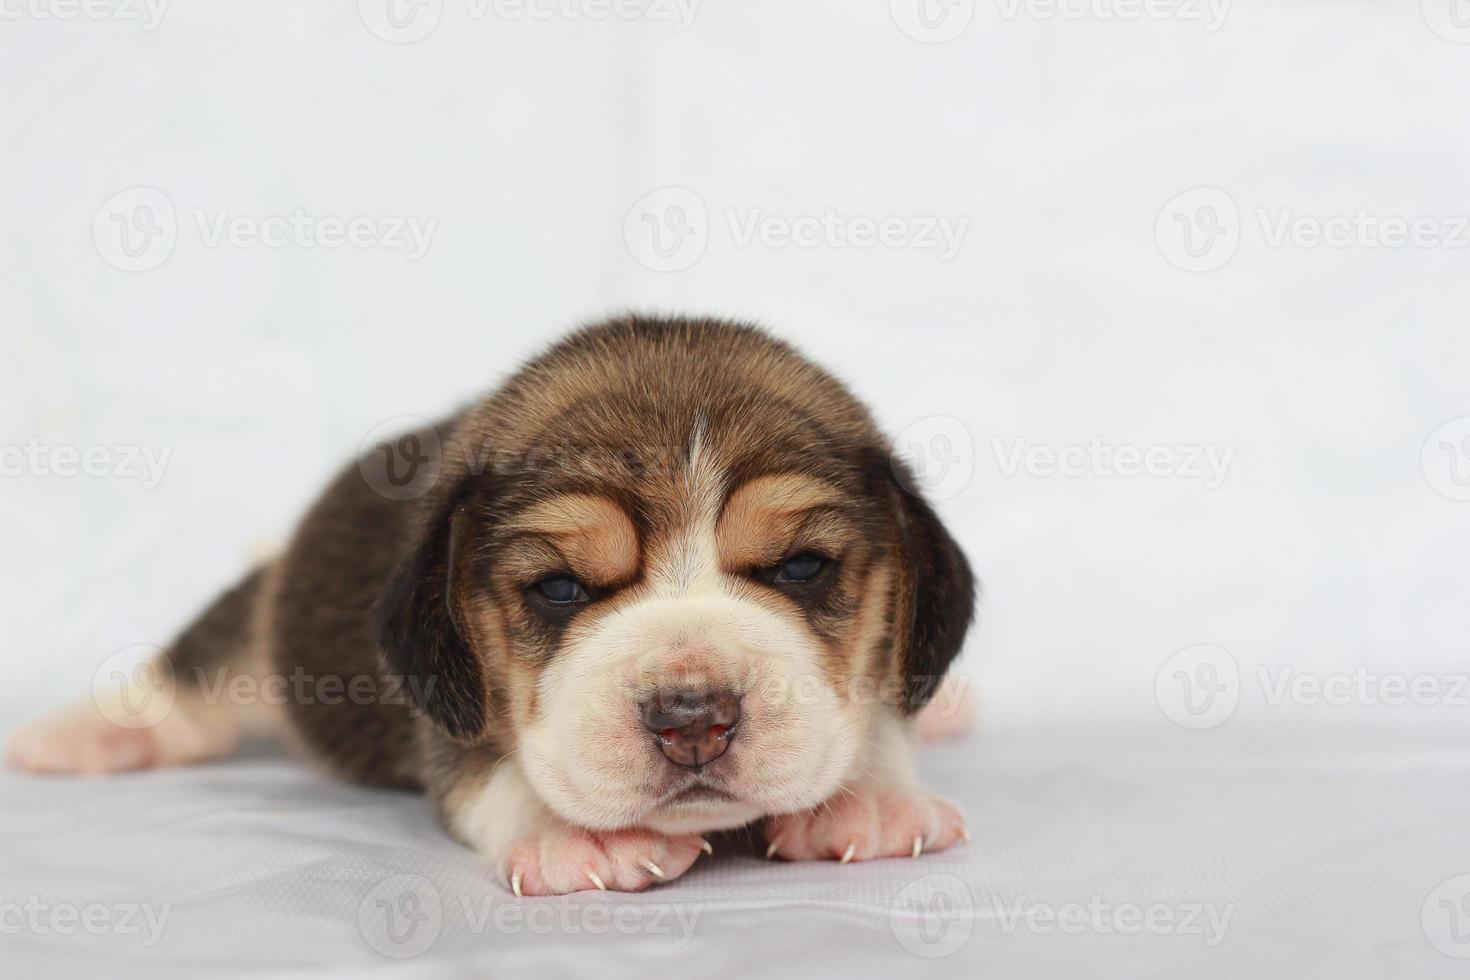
[376,479,491,744]
[873,451,977,713]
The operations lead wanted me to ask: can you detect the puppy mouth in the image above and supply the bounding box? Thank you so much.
[653,778,739,808]
[668,785,737,805]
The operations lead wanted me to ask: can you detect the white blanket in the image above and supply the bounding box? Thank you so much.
[5,725,1467,979]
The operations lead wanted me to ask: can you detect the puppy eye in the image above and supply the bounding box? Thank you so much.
[773,552,826,584]
[533,576,590,604]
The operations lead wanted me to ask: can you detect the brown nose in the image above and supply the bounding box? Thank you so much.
[640,689,741,769]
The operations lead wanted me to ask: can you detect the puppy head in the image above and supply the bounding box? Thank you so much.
[378,318,974,833]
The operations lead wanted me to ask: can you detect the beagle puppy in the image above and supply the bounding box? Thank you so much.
[9,316,976,896]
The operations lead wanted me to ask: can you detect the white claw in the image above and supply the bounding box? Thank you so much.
[839,842,857,864]
[700,838,714,855]
[586,870,607,891]
[765,840,780,859]
[511,869,523,898]
[641,860,665,879]
[960,827,971,843]
[911,836,924,859]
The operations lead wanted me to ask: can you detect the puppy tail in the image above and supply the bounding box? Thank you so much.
[7,562,281,775]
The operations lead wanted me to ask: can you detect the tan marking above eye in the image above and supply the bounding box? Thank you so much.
[509,493,639,585]
[716,473,850,571]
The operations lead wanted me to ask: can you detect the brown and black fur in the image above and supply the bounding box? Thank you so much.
[159,316,975,808]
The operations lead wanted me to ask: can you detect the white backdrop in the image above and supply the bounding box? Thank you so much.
[4,3,1470,977]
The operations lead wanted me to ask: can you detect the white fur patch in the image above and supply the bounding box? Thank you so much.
[513,452,870,834]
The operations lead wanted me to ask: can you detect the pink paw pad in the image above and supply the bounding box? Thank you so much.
[764,788,967,864]
[505,826,710,897]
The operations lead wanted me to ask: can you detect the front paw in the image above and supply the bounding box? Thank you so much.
[764,785,968,864]
[503,823,711,896]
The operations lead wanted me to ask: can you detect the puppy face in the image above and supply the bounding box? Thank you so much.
[377,319,974,834]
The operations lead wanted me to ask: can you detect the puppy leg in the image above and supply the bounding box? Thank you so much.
[764,712,968,863]
[444,757,710,896]
[7,565,279,775]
